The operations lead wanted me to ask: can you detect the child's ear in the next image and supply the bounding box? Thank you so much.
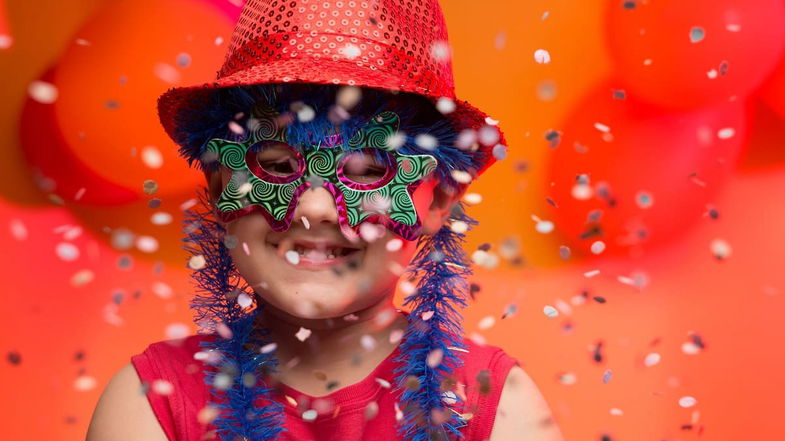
[420,180,467,235]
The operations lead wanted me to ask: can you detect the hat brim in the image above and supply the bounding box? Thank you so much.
[157,57,504,178]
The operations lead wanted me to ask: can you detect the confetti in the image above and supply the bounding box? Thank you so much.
[415,133,438,150]
[375,378,391,388]
[56,242,80,261]
[0,35,12,50]
[152,281,173,299]
[360,334,376,351]
[28,80,58,104]
[237,292,253,308]
[260,343,277,354]
[7,351,21,365]
[295,103,315,122]
[682,341,701,355]
[337,86,362,109]
[470,249,500,268]
[717,127,735,140]
[557,372,577,385]
[166,323,190,339]
[543,305,558,317]
[9,219,28,240]
[176,52,191,67]
[153,62,181,84]
[594,122,611,133]
[492,144,507,160]
[436,97,456,114]
[301,216,311,229]
[455,129,477,150]
[430,40,451,62]
[152,379,174,395]
[463,193,482,204]
[584,269,601,278]
[359,222,386,242]
[285,249,300,265]
[635,191,653,209]
[710,238,732,260]
[364,401,379,420]
[644,352,661,367]
[495,31,506,50]
[385,238,403,252]
[141,146,163,169]
[136,235,159,253]
[450,220,469,233]
[558,245,571,259]
[450,170,472,184]
[295,327,312,342]
[478,125,500,146]
[339,43,362,59]
[216,322,233,339]
[478,316,495,330]
[386,132,406,150]
[421,310,435,321]
[590,241,606,254]
[197,406,220,424]
[537,80,557,101]
[679,396,697,408]
[534,219,554,234]
[151,212,173,226]
[534,49,551,64]
[71,269,94,286]
[302,409,318,421]
[689,27,705,43]
[442,390,458,405]
[389,328,404,343]
[610,408,624,416]
[74,375,97,391]
[426,348,443,368]
[213,372,233,390]
[602,369,613,384]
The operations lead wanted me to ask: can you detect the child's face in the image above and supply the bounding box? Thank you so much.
[208,166,453,320]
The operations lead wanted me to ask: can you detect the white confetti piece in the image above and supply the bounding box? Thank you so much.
[594,122,611,133]
[717,127,735,140]
[389,328,404,344]
[295,327,312,342]
[361,334,377,351]
[534,48,551,64]
[260,343,277,354]
[610,407,624,416]
[237,292,253,308]
[141,146,163,169]
[478,125,500,146]
[197,406,220,424]
[9,219,28,240]
[152,281,173,299]
[442,390,458,405]
[189,255,206,270]
[153,62,181,84]
[165,323,190,339]
[400,280,417,295]
[679,396,697,408]
[430,40,451,62]
[543,305,558,317]
[339,43,362,59]
[590,241,606,255]
[301,216,311,229]
[644,352,661,367]
[584,269,601,278]
[558,372,577,385]
[74,375,97,391]
[463,193,482,204]
[386,132,406,150]
[421,310,435,321]
[710,238,732,259]
[136,235,159,253]
[296,104,315,122]
[426,348,443,368]
[450,220,468,233]
[726,23,741,32]
[28,80,59,104]
[0,35,12,50]
[535,220,554,234]
[285,249,300,264]
[492,144,507,160]
[436,97,456,114]
[359,222,386,242]
[385,238,403,252]
[214,36,224,45]
[213,372,233,390]
[375,378,391,389]
[415,133,438,150]
[152,379,174,395]
[478,316,495,330]
[302,409,318,421]
[150,212,173,226]
[572,183,593,200]
[682,341,701,355]
[56,242,80,261]
[364,401,379,420]
[450,170,472,184]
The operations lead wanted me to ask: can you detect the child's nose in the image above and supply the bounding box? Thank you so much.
[292,184,340,228]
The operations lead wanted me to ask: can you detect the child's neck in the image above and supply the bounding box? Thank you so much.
[252,294,408,393]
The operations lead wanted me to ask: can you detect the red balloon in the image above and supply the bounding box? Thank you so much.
[21,69,138,205]
[544,81,749,258]
[759,54,785,121]
[50,0,231,201]
[606,0,785,109]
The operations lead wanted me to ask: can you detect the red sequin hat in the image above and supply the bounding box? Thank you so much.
[157,0,505,176]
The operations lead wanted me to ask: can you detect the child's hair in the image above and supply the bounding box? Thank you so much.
[169,83,489,194]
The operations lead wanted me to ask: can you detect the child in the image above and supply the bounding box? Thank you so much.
[87,1,565,441]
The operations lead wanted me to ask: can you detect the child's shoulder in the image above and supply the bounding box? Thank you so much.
[456,336,521,376]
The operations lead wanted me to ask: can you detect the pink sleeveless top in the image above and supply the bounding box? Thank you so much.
[131,334,519,441]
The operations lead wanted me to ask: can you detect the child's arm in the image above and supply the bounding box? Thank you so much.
[488,366,566,441]
[85,363,169,441]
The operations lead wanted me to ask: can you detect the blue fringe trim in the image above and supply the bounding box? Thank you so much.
[393,201,477,441]
[183,187,286,441]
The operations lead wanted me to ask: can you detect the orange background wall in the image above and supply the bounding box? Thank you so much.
[1,1,784,440]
